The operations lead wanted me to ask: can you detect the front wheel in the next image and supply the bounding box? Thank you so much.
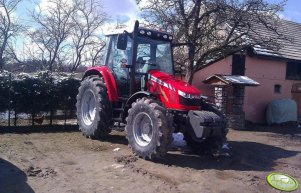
[126,98,173,160]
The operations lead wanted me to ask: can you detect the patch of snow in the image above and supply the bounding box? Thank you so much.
[111,164,124,169]
[254,47,281,57]
[222,75,260,85]
[0,111,34,120]
[17,113,31,119]
[0,112,8,119]
[172,132,187,147]
[222,143,231,150]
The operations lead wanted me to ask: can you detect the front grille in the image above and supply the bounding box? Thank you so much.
[179,96,201,106]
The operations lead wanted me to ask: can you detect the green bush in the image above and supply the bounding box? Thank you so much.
[0,71,81,113]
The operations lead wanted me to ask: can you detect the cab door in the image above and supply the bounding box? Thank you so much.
[107,35,132,97]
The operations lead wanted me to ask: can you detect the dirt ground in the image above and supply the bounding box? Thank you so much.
[0,125,300,193]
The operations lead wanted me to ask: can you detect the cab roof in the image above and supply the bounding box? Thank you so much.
[104,27,173,42]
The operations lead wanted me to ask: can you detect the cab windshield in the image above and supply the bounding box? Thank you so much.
[135,37,173,75]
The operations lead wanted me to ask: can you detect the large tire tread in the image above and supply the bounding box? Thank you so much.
[125,98,173,160]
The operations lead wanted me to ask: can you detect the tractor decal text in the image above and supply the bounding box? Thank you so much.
[149,75,168,88]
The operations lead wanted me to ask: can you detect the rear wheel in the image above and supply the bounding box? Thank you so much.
[126,98,173,159]
[76,75,111,139]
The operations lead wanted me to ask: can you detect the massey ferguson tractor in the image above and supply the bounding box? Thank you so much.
[76,21,228,160]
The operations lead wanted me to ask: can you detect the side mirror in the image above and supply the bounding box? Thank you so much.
[117,33,128,50]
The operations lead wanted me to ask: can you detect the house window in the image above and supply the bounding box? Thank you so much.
[286,62,301,80]
[274,84,281,94]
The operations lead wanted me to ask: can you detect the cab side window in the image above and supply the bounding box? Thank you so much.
[107,35,132,96]
[107,36,132,76]
[136,44,151,73]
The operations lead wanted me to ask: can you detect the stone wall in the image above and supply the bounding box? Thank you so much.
[214,86,227,114]
[214,85,246,130]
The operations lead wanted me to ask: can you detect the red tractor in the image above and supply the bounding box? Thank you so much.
[76,21,228,159]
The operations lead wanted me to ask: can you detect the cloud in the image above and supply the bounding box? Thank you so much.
[36,0,74,15]
[101,0,139,19]
[278,13,292,21]
[99,0,141,34]
[102,0,140,21]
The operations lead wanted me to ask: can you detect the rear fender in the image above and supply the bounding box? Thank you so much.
[83,67,118,101]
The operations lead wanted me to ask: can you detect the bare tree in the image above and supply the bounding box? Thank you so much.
[87,36,106,67]
[29,0,76,72]
[0,0,24,69]
[137,0,288,83]
[28,0,107,72]
[69,0,106,72]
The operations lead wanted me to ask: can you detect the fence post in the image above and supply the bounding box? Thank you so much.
[8,73,11,127]
[14,111,17,126]
[50,75,53,126]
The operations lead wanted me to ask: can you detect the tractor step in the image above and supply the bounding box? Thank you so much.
[113,108,124,112]
[119,97,129,102]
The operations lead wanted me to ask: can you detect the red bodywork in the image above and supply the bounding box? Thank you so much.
[84,67,201,110]
[147,70,201,110]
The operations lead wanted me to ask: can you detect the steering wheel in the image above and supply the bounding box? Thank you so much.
[136,56,146,65]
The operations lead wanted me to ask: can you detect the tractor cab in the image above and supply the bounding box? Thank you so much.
[103,24,174,97]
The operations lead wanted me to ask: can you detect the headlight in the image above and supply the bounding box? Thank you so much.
[178,90,189,98]
[178,90,200,99]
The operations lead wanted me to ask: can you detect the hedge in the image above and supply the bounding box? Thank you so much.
[0,71,81,114]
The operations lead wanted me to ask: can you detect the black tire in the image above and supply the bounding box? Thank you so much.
[76,75,111,139]
[125,98,173,160]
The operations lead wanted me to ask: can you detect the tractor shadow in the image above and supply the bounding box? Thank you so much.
[156,141,300,171]
[0,158,35,193]
[245,122,301,135]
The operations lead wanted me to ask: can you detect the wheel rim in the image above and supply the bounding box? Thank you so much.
[81,89,97,126]
[133,112,153,147]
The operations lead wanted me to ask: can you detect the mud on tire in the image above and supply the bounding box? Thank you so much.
[125,98,173,160]
[76,75,111,139]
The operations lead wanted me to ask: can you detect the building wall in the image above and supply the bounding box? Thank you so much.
[244,56,300,123]
[193,55,301,124]
[192,56,232,99]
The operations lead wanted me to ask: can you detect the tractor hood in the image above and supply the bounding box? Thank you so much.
[148,70,201,98]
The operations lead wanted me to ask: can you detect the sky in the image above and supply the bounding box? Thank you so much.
[7,0,301,59]
[277,0,301,22]
[14,0,301,29]
[15,0,140,27]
